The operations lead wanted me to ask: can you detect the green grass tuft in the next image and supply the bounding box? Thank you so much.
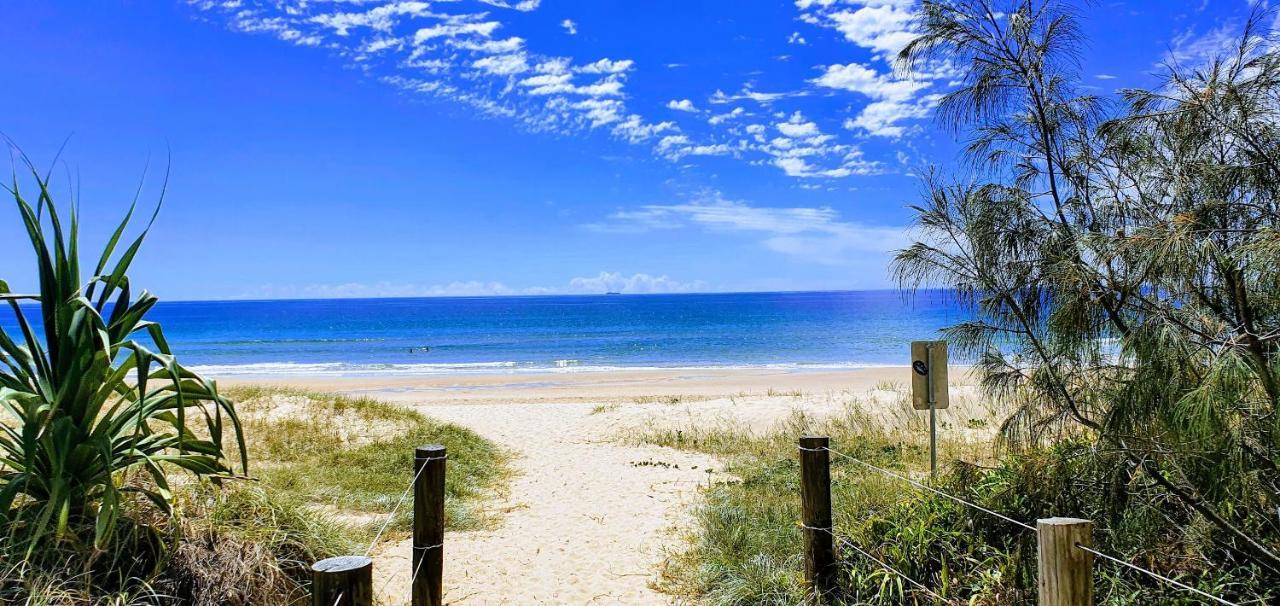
[644,407,1278,605]
[226,385,512,539]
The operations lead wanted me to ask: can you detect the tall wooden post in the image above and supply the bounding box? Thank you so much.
[413,445,446,606]
[312,555,373,606]
[799,435,837,601]
[1037,517,1094,606]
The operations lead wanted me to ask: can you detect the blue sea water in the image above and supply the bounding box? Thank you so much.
[1,290,968,376]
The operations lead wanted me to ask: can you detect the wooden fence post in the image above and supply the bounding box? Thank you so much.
[413,445,447,606]
[311,555,373,606]
[1037,517,1094,606]
[799,435,837,601]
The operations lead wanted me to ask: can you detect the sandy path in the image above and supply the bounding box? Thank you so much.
[223,368,993,604]
[370,400,718,605]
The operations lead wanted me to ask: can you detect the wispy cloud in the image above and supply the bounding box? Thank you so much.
[188,0,908,182]
[566,272,708,294]
[1165,21,1241,68]
[709,85,806,105]
[587,190,908,264]
[237,272,707,299]
[798,0,951,139]
[190,0,675,148]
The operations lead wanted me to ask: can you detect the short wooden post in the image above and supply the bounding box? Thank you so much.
[1037,517,1094,606]
[412,445,446,606]
[799,435,837,600]
[311,555,373,606]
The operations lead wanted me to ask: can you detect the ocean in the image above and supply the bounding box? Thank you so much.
[2,290,968,376]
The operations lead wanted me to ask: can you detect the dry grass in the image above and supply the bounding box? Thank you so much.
[3,387,512,605]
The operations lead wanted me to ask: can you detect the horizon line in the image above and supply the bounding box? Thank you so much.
[157,287,956,305]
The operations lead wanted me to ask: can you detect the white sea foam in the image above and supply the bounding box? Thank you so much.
[188,360,902,377]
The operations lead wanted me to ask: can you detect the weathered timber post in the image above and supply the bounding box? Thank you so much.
[799,435,837,601]
[1037,517,1094,606]
[413,445,447,606]
[311,555,373,606]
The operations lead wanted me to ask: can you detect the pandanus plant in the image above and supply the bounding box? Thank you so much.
[0,160,246,556]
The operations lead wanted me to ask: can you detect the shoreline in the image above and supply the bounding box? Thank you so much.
[218,365,961,404]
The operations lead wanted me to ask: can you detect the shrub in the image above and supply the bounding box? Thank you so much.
[0,161,245,573]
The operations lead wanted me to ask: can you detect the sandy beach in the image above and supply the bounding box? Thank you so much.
[238,366,926,405]
[226,366,986,605]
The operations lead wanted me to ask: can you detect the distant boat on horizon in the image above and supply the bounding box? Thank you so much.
[605,291,622,295]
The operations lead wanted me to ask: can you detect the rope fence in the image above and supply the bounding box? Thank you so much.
[1075,543,1242,606]
[796,435,1248,606]
[801,443,1036,532]
[306,432,1252,606]
[310,446,447,606]
[800,522,946,603]
[364,454,440,556]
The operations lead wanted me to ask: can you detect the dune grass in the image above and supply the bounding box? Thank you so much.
[639,392,1277,605]
[226,385,512,539]
[3,386,511,605]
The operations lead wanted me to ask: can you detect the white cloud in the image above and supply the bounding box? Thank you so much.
[710,85,805,105]
[193,0,674,148]
[578,58,634,74]
[796,0,948,140]
[590,190,908,265]
[761,112,878,177]
[519,72,625,96]
[413,19,502,44]
[195,0,919,179]
[656,135,734,160]
[612,115,677,143]
[707,107,744,125]
[567,272,708,294]
[812,62,925,101]
[310,2,435,36]
[826,3,916,57]
[239,272,706,299]
[788,31,808,45]
[667,98,698,112]
[473,52,530,75]
[776,114,821,138]
[1165,22,1240,67]
[844,95,939,138]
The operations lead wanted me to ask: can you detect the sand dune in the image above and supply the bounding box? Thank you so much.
[227,366,980,604]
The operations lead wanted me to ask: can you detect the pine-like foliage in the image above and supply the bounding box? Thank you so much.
[895,0,1280,573]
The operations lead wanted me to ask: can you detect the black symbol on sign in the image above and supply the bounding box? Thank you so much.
[912,361,928,376]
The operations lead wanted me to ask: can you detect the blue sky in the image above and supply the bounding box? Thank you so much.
[0,0,1260,300]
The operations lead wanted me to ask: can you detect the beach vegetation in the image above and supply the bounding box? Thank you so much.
[0,161,511,603]
[646,401,1276,605]
[650,0,1280,602]
[895,0,1280,576]
[224,385,512,537]
[0,158,247,593]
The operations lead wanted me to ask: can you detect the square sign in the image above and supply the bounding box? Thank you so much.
[911,340,949,410]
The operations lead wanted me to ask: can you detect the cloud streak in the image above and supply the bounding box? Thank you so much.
[237,272,708,299]
[190,0,675,146]
[589,190,909,264]
[188,0,930,181]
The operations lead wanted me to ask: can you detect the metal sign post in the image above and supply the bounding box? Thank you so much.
[927,343,936,476]
[911,341,948,478]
